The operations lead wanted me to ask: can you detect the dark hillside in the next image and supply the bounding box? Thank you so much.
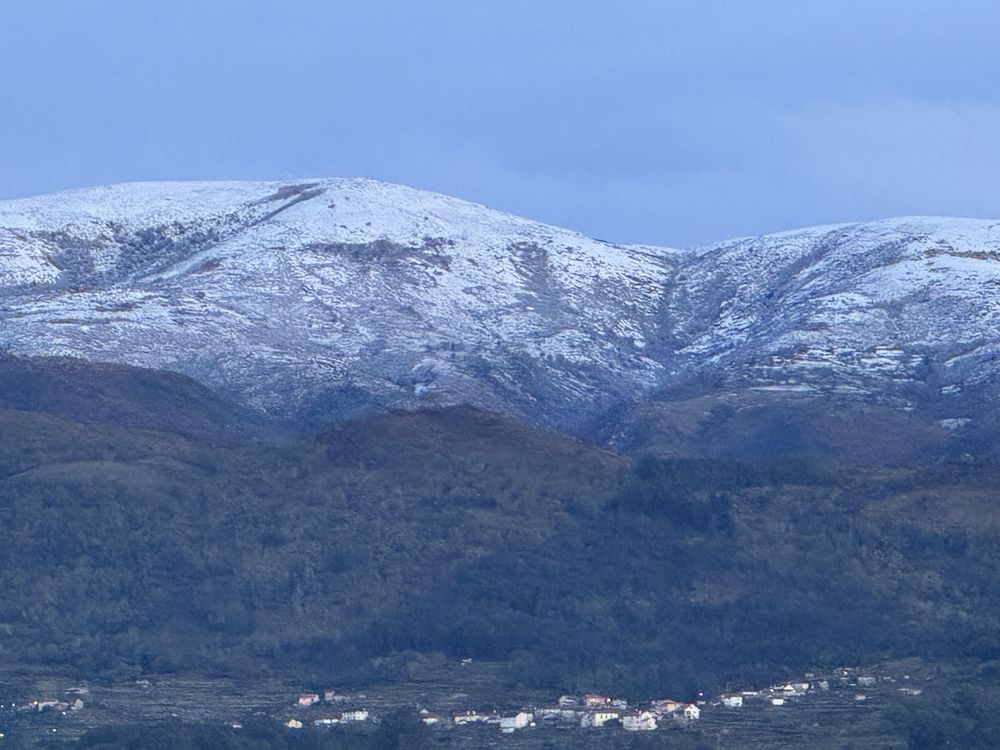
[1,360,1000,707]
[0,355,268,442]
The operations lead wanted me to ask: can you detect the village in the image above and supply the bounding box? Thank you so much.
[277,664,927,737]
[281,687,700,733]
[0,661,931,745]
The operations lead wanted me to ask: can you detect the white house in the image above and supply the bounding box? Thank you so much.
[770,697,785,706]
[683,704,700,720]
[558,695,578,708]
[453,711,490,725]
[721,693,743,708]
[313,718,339,726]
[419,709,444,726]
[284,719,304,729]
[499,711,533,733]
[622,713,657,731]
[342,709,370,722]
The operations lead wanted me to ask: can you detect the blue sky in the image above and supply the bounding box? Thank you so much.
[1,0,998,246]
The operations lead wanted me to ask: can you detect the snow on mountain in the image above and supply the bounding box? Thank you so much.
[672,217,1000,401]
[1,178,998,432]
[0,179,677,428]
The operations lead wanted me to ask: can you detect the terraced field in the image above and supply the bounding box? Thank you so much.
[0,659,937,748]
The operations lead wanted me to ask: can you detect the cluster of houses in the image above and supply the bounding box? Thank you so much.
[449,693,705,734]
[281,666,926,735]
[283,690,371,729]
[282,690,701,734]
[714,667,924,709]
[718,679,822,708]
[13,687,87,716]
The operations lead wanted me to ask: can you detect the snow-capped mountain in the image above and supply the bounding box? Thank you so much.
[670,218,1000,400]
[1,178,998,437]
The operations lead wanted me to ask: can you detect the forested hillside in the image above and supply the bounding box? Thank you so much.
[3,358,1000,707]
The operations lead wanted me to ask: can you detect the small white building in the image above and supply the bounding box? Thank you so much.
[721,693,743,708]
[342,709,370,722]
[558,695,578,708]
[858,676,877,687]
[285,719,304,729]
[453,711,490,725]
[622,712,657,731]
[683,704,701,720]
[499,711,533,733]
[314,718,339,726]
[770,697,785,706]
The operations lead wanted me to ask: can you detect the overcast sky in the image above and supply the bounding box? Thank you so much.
[1,1,998,246]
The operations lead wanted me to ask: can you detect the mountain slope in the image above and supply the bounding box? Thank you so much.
[671,218,1000,400]
[1,179,998,442]
[0,179,676,431]
[0,355,265,442]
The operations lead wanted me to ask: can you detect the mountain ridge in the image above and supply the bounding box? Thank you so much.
[2,178,998,446]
